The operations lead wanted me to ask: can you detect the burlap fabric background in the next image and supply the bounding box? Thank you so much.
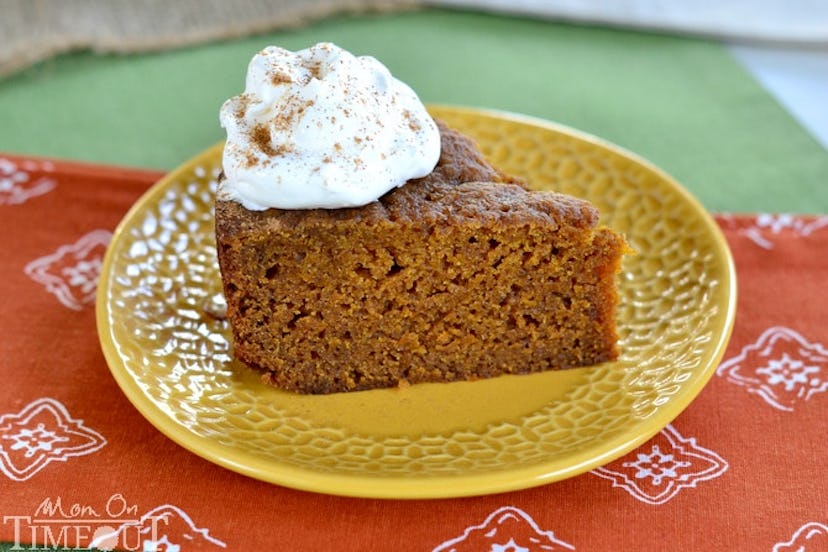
[0,0,417,78]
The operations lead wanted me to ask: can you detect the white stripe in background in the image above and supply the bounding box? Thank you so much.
[729,45,828,150]
[429,0,828,43]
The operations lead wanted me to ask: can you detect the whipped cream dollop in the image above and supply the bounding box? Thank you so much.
[218,42,441,210]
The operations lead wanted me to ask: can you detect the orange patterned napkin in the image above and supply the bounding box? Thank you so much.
[1,154,826,551]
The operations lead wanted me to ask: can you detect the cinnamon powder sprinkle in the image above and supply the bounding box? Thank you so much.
[271,71,292,86]
[251,124,276,155]
[404,109,421,132]
[272,100,315,132]
[235,94,252,119]
[250,124,293,158]
[308,60,323,79]
[244,152,258,167]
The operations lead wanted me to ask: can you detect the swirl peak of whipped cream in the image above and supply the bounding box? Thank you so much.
[218,42,441,210]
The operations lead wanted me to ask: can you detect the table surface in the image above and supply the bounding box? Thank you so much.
[1,8,827,552]
[0,9,826,213]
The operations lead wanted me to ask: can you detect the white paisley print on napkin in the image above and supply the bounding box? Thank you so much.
[0,398,106,481]
[739,213,828,249]
[717,326,828,411]
[24,229,112,310]
[773,522,828,551]
[432,506,574,551]
[0,157,56,205]
[591,424,728,505]
[88,504,226,551]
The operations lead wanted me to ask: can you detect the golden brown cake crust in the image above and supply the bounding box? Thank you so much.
[215,121,626,394]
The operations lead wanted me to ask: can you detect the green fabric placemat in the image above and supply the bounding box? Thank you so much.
[0,8,825,213]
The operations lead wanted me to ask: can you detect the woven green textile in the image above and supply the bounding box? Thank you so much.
[0,9,825,212]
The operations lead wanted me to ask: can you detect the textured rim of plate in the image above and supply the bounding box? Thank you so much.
[97,105,736,499]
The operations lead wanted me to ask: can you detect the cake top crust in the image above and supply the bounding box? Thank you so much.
[215,121,599,239]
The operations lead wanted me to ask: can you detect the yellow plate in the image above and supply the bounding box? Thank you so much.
[97,106,736,499]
